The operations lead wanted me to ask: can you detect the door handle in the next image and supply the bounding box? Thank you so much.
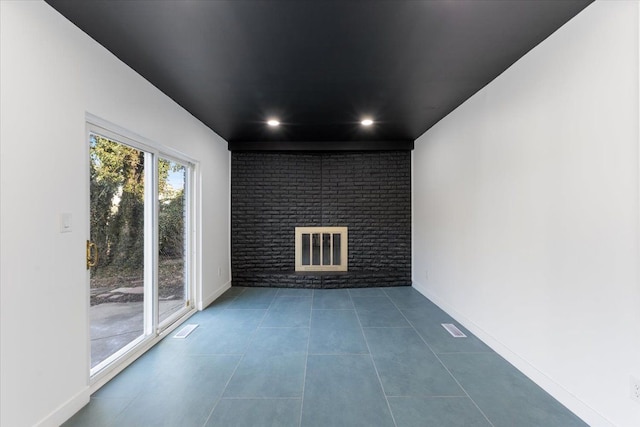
[86,241,98,269]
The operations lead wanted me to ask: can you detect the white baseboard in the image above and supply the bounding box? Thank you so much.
[34,386,90,427]
[199,280,231,310]
[411,280,614,427]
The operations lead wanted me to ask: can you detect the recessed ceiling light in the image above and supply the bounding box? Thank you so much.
[361,118,374,126]
[267,119,280,127]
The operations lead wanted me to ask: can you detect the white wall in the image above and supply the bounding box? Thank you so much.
[0,2,231,426]
[413,1,640,426]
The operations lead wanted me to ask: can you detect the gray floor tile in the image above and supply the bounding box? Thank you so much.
[92,348,178,398]
[147,354,240,398]
[261,297,312,327]
[364,328,463,397]
[172,309,265,354]
[223,353,306,398]
[113,392,216,427]
[179,326,256,355]
[309,310,368,354]
[357,307,410,327]
[188,306,228,323]
[227,288,278,309]
[311,308,361,329]
[204,309,267,331]
[399,300,454,326]
[373,351,465,397]
[277,288,313,297]
[363,326,432,355]
[439,353,588,427]
[224,287,248,297]
[348,287,386,296]
[270,296,312,309]
[312,289,354,309]
[388,397,491,427]
[301,355,395,427]
[380,286,419,295]
[206,398,301,427]
[383,287,436,309]
[351,296,396,310]
[401,308,491,353]
[202,295,239,310]
[246,327,309,356]
[61,397,131,427]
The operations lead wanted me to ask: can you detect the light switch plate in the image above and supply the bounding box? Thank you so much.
[59,212,72,233]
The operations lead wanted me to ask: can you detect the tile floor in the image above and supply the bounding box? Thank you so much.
[63,286,588,427]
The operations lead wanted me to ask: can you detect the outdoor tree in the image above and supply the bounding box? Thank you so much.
[90,135,185,277]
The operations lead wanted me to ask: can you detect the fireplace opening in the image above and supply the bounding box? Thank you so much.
[295,227,347,272]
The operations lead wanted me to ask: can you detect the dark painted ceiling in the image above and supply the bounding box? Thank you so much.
[46,0,592,149]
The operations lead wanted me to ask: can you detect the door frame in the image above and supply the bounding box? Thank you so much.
[85,114,200,389]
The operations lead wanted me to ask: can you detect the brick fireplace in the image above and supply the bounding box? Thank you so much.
[231,151,411,288]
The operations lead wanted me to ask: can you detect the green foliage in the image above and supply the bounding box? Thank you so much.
[90,135,186,275]
[159,189,185,258]
[159,159,186,259]
[90,135,144,272]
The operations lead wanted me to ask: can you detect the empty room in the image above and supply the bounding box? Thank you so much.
[1,1,639,426]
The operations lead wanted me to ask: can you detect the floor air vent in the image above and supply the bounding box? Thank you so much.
[441,323,466,338]
[173,324,198,339]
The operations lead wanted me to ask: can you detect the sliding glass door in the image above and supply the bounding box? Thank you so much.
[158,157,190,325]
[88,133,147,371]
[87,124,193,377]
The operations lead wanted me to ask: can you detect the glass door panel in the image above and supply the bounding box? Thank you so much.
[158,158,188,324]
[89,133,146,371]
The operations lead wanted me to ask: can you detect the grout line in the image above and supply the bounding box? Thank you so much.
[203,292,277,427]
[298,288,314,427]
[351,292,399,427]
[219,396,303,400]
[201,353,244,426]
[388,296,496,427]
[185,352,245,356]
[436,351,495,355]
[98,398,137,425]
[258,326,311,329]
[273,296,313,298]
[306,352,370,356]
[350,295,394,299]
[256,294,278,329]
[385,394,470,399]
[360,326,413,329]
[202,293,272,426]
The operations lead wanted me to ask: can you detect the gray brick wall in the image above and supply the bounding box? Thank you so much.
[231,151,411,288]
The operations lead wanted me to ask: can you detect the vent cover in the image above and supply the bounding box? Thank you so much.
[441,323,466,338]
[173,324,198,339]
[295,227,348,272]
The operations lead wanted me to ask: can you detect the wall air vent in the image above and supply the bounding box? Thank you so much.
[441,323,466,338]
